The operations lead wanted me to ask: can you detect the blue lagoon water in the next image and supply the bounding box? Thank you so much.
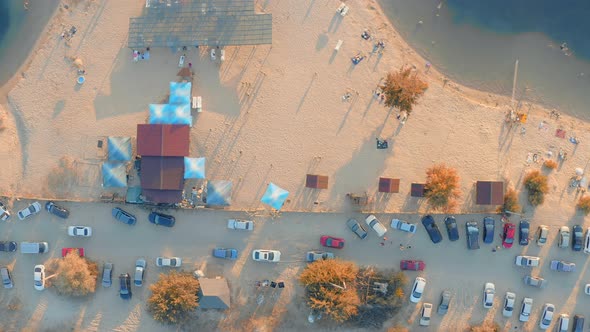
[377,0,590,119]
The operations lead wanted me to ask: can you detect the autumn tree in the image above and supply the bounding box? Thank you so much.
[523,170,549,206]
[46,252,98,296]
[497,188,521,215]
[577,196,590,215]
[148,272,200,324]
[299,259,360,322]
[380,67,428,115]
[424,164,461,211]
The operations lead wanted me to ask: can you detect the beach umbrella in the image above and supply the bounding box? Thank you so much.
[102,162,127,187]
[206,180,232,206]
[74,58,84,69]
[261,182,289,211]
[576,168,584,176]
[184,157,205,179]
[107,137,132,161]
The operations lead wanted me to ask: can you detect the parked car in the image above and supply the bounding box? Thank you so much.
[156,257,182,267]
[559,226,570,248]
[585,284,590,295]
[519,297,533,322]
[1,267,13,289]
[346,218,367,239]
[437,290,451,315]
[519,220,530,245]
[306,251,334,262]
[67,226,92,237]
[537,225,549,246]
[524,275,547,288]
[539,303,555,330]
[410,277,426,303]
[557,313,570,332]
[573,314,585,332]
[585,227,590,254]
[320,235,345,249]
[400,260,425,271]
[503,292,516,317]
[502,223,516,248]
[419,303,433,326]
[483,283,495,309]
[102,263,113,288]
[483,217,495,244]
[390,219,417,233]
[444,216,459,241]
[148,212,175,227]
[17,201,41,220]
[119,273,132,299]
[213,248,238,260]
[33,265,45,291]
[550,260,576,272]
[515,255,540,267]
[252,249,281,262]
[573,225,583,251]
[62,247,84,257]
[134,258,146,286]
[112,207,136,225]
[0,202,11,221]
[365,215,387,237]
[45,201,69,219]
[466,220,480,250]
[0,241,17,252]
[227,219,254,231]
[421,215,442,244]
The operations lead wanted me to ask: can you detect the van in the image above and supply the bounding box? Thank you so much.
[20,242,49,254]
[573,314,585,332]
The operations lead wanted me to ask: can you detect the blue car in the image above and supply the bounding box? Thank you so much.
[212,248,238,260]
[483,217,495,244]
[421,215,442,243]
[112,208,136,225]
[444,216,459,241]
[148,212,175,227]
[119,273,131,299]
[519,220,530,245]
[573,224,583,251]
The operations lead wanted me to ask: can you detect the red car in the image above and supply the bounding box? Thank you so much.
[62,248,85,257]
[400,260,425,271]
[502,223,516,248]
[320,235,345,249]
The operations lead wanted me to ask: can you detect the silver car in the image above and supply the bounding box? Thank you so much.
[539,303,555,330]
[390,219,417,233]
[503,292,516,317]
[134,258,146,287]
[483,282,495,309]
[102,263,113,287]
[524,275,547,288]
[419,303,432,326]
[437,290,451,315]
[558,226,570,248]
[520,297,533,322]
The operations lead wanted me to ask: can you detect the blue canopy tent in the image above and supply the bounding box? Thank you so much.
[184,157,205,179]
[169,82,191,104]
[261,182,289,210]
[108,137,132,161]
[206,180,232,206]
[149,103,192,126]
[102,162,127,187]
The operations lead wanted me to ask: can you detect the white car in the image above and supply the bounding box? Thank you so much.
[515,255,540,267]
[156,257,182,267]
[419,303,432,326]
[584,227,590,254]
[410,277,426,303]
[503,292,516,317]
[390,219,417,233]
[227,219,254,231]
[483,282,495,309]
[0,202,10,221]
[18,201,42,220]
[519,297,533,322]
[585,284,590,295]
[252,249,281,262]
[365,215,387,237]
[557,314,570,332]
[537,225,549,246]
[33,265,45,291]
[558,226,570,248]
[539,303,555,330]
[67,226,92,237]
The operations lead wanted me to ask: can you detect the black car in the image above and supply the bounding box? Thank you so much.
[119,273,131,299]
[45,201,70,219]
[444,216,459,241]
[112,207,136,225]
[148,212,175,227]
[519,220,530,246]
[483,217,495,244]
[573,224,583,251]
[573,314,585,332]
[421,215,442,243]
[0,241,17,252]
[466,220,480,250]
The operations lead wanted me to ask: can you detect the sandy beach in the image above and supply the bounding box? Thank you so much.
[0,0,590,330]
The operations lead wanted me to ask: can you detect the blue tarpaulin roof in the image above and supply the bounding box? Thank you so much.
[169,82,191,105]
[207,180,232,206]
[108,137,132,161]
[261,182,289,210]
[184,157,205,179]
[102,162,127,187]
[149,103,192,126]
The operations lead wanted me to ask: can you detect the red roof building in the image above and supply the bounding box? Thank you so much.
[137,124,190,157]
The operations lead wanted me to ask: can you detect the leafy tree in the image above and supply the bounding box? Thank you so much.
[380,67,428,115]
[523,170,548,206]
[497,188,521,214]
[147,272,200,324]
[47,252,98,296]
[543,159,557,170]
[577,196,590,215]
[424,164,461,211]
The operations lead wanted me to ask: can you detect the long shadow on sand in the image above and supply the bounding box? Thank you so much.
[6,97,30,175]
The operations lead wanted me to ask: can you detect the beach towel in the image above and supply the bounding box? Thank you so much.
[133,50,139,62]
[178,55,185,68]
[555,129,566,138]
[142,51,150,60]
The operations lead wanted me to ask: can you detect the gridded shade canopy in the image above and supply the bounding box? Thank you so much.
[476,181,504,205]
[169,82,191,105]
[102,162,127,187]
[261,182,289,210]
[149,103,192,126]
[108,137,132,161]
[184,157,205,179]
[207,180,232,206]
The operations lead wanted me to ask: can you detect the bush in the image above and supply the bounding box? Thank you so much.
[148,272,200,324]
[380,67,428,115]
[577,196,590,215]
[497,188,521,214]
[47,253,98,296]
[523,170,549,206]
[470,321,500,332]
[424,164,461,211]
[543,159,558,170]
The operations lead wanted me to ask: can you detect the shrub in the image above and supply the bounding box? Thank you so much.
[543,159,558,170]
[470,321,500,332]
[147,272,200,324]
[47,253,98,296]
[380,67,428,115]
[497,188,521,214]
[523,170,549,206]
[577,196,590,215]
[424,164,461,211]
